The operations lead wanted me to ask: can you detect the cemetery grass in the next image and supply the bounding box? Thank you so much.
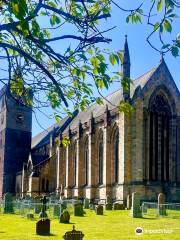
[0,210,179,240]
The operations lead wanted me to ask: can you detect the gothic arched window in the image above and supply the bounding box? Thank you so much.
[114,132,119,183]
[84,139,89,186]
[98,133,103,184]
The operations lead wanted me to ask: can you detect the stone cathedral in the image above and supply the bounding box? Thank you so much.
[0,38,180,203]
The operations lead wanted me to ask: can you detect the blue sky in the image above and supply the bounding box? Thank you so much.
[31,2,180,136]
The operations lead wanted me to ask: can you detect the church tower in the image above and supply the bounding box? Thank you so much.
[122,35,131,101]
[0,86,32,197]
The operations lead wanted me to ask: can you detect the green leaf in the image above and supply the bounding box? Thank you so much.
[109,53,117,65]
[171,46,179,57]
[157,0,164,12]
[154,22,160,32]
[164,20,172,32]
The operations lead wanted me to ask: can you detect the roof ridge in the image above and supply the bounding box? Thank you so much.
[133,66,157,82]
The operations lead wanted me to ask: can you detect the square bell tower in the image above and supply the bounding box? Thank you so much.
[0,86,32,197]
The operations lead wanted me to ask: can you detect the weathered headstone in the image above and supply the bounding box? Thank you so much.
[74,203,84,216]
[84,198,90,209]
[105,195,113,210]
[63,225,84,240]
[4,193,14,213]
[126,195,132,210]
[60,210,70,223]
[36,219,50,235]
[158,193,166,216]
[95,205,103,215]
[113,202,125,210]
[130,192,142,218]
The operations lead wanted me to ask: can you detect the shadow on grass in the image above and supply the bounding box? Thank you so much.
[60,222,75,224]
[142,217,158,220]
[37,233,56,237]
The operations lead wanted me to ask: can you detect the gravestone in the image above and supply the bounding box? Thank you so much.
[158,193,167,216]
[62,201,67,211]
[74,203,84,216]
[83,198,90,209]
[53,204,60,217]
[4,193,14,213]
[105,195,113,210]
[63,225,84,240]
[130,192,142,218]
[39,196,48,219]
[89,203,95,210]
[36,219,50,235]
[34,197,41,214]
[27,213,34,219]
[113,202,125,210]
[126,195,131,210]
[95,205,103,215]
[60,210,70,223]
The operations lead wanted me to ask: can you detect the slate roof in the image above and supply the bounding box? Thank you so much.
[31,116,69,148]
[63,66,157,133]
[32,65,158,147]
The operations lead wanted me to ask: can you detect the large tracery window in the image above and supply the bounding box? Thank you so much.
[149,94,171,182]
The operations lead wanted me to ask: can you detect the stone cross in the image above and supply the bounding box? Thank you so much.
[158,193,166,216]
[130,192,142,218]
[39,196,48,219]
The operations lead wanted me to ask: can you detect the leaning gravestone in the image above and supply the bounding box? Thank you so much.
[63,225,84,240]
[36,219,50,235]
[84,198,90,209]
[158,193,167,216]
[130,192,142,218]
[74,203,84,216]
[105,195,113,210]
[4,193,14,213]
[126,195,132,210]
[95,205,103,215]
[60,210,70,223]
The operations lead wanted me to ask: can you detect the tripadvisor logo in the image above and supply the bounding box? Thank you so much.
[135,227,143,235]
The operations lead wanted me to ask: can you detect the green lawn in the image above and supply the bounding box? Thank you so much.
[0,210,179,240]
